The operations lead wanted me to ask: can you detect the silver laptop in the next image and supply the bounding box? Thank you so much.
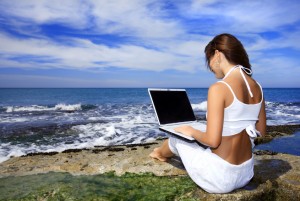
[148,88,206,141]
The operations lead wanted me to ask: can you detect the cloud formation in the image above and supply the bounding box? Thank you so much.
[0,0,299,87]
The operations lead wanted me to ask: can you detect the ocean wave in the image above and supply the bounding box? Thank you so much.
[0,121,160,163]
[192,101,207,111]
[266,101,300,125]
[1,99,300,164]
[54,103,82,111]
[266,101,300,114]
[3,103,91,113]
[5,105,51,113]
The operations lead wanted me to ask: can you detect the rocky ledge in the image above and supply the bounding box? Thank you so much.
[0,125,300,200]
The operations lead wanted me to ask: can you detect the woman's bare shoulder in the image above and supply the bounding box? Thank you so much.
[209,82,228,93]
[208,82,228,98]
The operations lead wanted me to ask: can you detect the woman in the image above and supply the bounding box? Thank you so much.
[149,33,266,193]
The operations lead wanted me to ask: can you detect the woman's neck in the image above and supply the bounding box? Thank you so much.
[222,63,239,78]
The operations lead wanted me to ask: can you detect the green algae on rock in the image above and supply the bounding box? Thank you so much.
[0,171,197,200]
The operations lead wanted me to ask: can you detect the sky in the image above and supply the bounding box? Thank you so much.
[0,0,300,88]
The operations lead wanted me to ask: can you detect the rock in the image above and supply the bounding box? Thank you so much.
[1,123,300,200]
[255,124,300,145]
[0,140,186,177]
[0,139,299,200]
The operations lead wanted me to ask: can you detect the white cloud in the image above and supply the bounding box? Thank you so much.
[90,0,184,38]
[0,0,90,29]
[225,1,300,33]
[0,32,206,72]
[0,0,299,82]
[244,29,300,54]
[0,0,208,73]
[0,0,184,39]
[185,0,300,33]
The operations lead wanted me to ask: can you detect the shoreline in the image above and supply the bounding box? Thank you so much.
[5,124,300,159]
[0,124,299,178]
[0,124,300,200]
[255,124,300,145]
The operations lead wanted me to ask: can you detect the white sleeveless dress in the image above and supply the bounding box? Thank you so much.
[168,65,263,193]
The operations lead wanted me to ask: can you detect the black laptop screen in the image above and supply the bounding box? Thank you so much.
[149,90,196,125]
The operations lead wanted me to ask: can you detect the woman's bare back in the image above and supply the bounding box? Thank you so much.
[212,71,262,165]
[212,131,252,165]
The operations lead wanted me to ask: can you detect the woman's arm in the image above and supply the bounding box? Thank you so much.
[256,98,266,136]
[175,83,225,148]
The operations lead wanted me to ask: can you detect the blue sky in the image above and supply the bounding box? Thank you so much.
[0,0,300,88]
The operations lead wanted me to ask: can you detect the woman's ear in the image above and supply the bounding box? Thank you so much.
[215,50,221,63]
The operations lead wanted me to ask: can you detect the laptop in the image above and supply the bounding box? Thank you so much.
[148,88,206,141]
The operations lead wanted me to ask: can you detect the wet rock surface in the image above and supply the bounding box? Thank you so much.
[0,125,299,200]
[0,140,186,178]
[255,124,300,145]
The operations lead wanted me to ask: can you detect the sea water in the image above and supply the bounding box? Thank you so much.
[0,88,299,163]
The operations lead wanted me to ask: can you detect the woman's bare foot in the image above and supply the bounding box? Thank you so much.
[149,148,168,162]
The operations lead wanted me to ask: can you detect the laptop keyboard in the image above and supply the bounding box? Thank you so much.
[164,122,206,131]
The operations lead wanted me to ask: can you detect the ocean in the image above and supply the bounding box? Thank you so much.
[0,88,300,163]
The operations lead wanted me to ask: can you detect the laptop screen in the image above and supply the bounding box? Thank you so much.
[149,89,196,125]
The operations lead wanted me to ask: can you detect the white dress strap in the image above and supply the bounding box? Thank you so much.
[218,81,236,99]
[239,67,253,98]
[256,81,264,100]
[222,65,255,98]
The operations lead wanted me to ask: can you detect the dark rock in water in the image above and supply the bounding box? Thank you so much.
[107,147,125,152]
[255,124,300,145]
[91,149,103,154]
[62,149,87,153]
[267,124,300,135]
[254,150,278,155]
[125,142,159,148]
[22,151,59,157]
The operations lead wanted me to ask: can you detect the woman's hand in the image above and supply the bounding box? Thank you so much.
[174,125,196,137]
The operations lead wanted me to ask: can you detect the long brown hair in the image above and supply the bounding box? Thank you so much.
[204,33,251,73]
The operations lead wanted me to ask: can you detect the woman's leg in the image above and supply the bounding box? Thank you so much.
[149,139,174,161]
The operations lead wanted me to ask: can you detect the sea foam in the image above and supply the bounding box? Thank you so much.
[1,98,299,164]
[192,101,207,111]
[5,103,82,113]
